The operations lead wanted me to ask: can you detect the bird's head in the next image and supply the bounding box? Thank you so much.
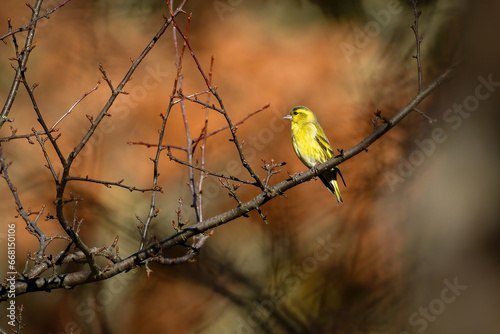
[283,106,317,125]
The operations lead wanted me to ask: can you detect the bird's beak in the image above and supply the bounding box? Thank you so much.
[283,115,292,120]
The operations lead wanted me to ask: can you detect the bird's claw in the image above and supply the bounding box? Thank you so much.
[312,163,321,173]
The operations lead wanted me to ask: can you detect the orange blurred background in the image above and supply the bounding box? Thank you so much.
[1,0,499,333]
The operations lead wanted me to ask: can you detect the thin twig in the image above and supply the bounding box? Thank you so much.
[1,148,50,261]
[69,7,185,163]
[220,178,244,206]
[174,12,201,222]
[194,55,215,224]
[137,2,188,250]
[410,0,423,92]
[50,81,101,131]
[180,95,223,113]
[0,0,73,42]
[33,131,59,183]
[172,89,210,104]
[1,0,44,129]
[193,103,270,145]
[67,176,161,192]
[127,103,270,150]
[167,146,255,184]
[0,129,55,143]
[20,71,67,167]
[256,206,268,224]
[27,243,123,279]
[413,107,436,125]
[99,64,114,91]
[169,13,268,192]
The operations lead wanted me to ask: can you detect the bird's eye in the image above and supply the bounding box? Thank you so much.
[292,111,298,115]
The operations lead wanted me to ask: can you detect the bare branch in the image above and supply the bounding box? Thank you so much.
[170,14,268,192]
[410,0,424,92]
[193,103,270,145]
[1,147,51,261]
[173,13,201,222]
[20,71,67,167]
[67,176,161,193]
[33,131,59,183]
[413,107,436,125]
[167,146,255,185]
[50,81,101,131]
[0,128,55,143]
[98,63,114,91]
[69,8,185,163]
[1,0,43,129]
[0,0,73,42]
[127,103,270,150]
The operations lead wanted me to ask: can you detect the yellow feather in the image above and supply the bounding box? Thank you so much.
[284,106,345,205]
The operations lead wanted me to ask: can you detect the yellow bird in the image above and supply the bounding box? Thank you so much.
[283,106,346,205]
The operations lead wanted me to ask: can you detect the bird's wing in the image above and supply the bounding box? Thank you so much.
[313,125,334,158]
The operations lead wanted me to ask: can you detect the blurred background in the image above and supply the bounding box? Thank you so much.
[1,0,499,333]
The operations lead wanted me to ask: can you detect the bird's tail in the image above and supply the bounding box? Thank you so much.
[331,179,343,206]
[319,167,345,205]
